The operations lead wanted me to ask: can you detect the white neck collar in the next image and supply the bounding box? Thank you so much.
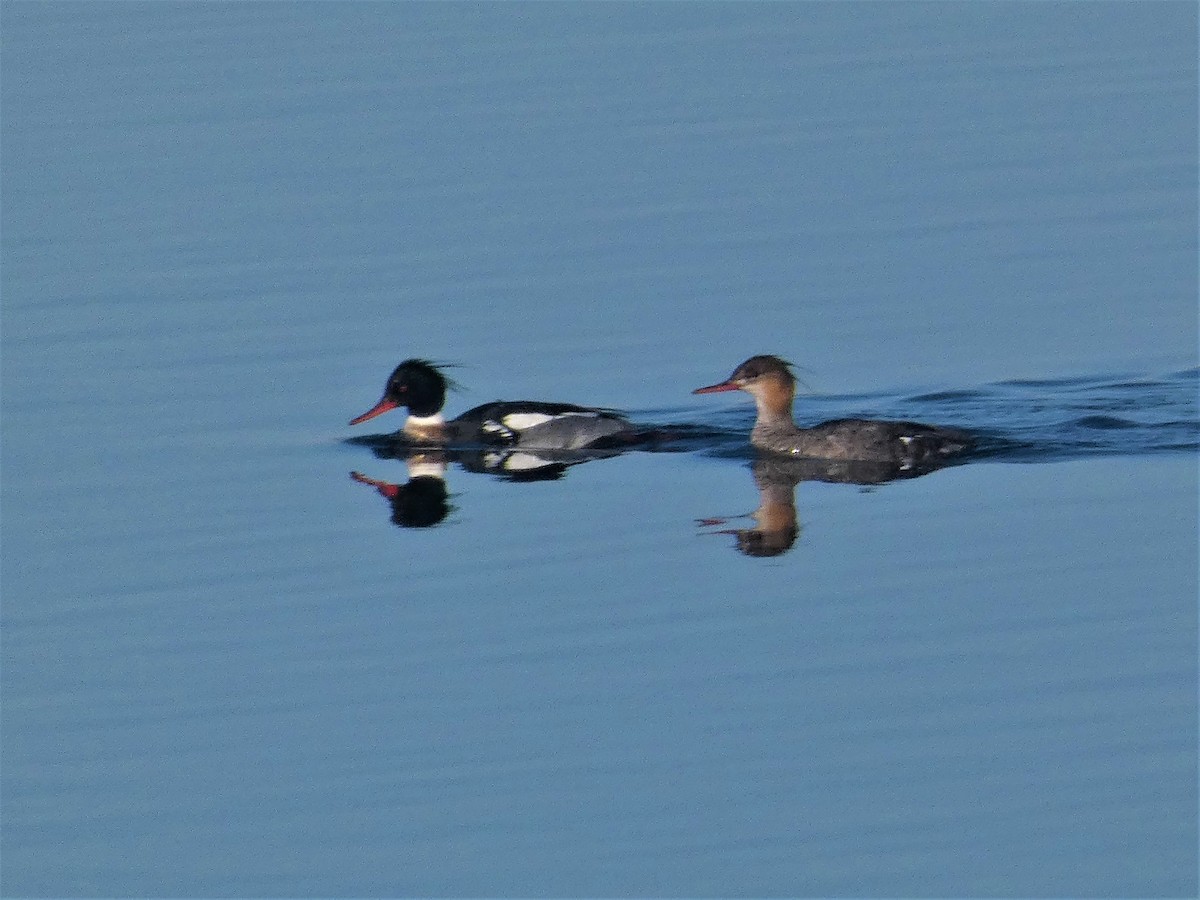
[406,412,445,428]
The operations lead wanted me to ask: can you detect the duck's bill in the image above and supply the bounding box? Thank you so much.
[692,381,740,395]
[350,471,400,498]
[348,398,399,426]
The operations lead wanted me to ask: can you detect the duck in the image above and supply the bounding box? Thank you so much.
[693,355,973,465]
[349,358,634,450]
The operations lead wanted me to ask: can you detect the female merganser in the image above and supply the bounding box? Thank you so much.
[693,355,974,464]
[349,358,634,450]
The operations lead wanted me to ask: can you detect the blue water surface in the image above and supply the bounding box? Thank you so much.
[2,3,1196,896]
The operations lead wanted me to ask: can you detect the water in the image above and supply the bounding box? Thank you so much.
[3,4,1196,896]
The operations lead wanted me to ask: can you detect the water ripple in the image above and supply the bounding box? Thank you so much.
[658,371,1199,463]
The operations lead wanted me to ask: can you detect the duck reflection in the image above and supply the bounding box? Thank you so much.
[349,434,959,539]
[351,453,453,528]
[701,453,958,557]
[349,443,628,529]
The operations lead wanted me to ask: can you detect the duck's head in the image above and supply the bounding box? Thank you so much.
[349,359,452,425]
[692,355,797,418]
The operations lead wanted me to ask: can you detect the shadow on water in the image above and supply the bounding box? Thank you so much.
[344,368,1199,548]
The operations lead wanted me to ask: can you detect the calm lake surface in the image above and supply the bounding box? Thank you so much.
[3,4,1197,896]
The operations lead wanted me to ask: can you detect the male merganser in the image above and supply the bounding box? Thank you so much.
[693,355,974,464]
[349,358,634,450]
